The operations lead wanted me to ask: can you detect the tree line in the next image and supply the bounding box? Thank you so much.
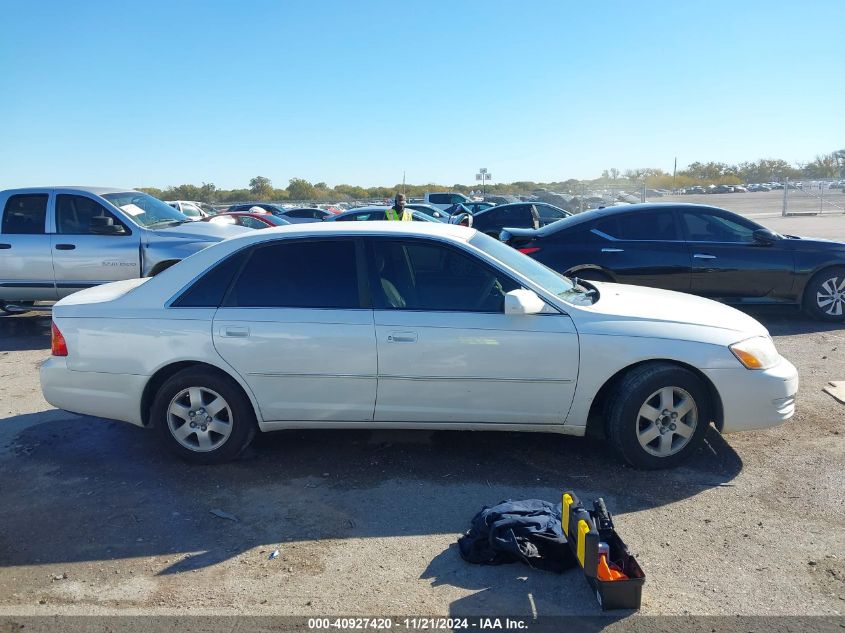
[137,150,845,203]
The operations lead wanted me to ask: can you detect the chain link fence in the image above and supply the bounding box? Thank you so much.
[782,178,845,216]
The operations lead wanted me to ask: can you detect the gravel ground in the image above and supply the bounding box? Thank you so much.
[0,211,843,619]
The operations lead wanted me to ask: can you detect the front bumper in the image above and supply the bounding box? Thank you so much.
[40,356,147,427]
[702,356,799,433]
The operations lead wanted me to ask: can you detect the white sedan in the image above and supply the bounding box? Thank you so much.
[40,223,798,469]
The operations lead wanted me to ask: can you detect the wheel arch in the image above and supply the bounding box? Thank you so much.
[147,259,181,276]
[140,360,262,428]
[585,359,724,438]
[563,264,617,282]
[798,264,845,308]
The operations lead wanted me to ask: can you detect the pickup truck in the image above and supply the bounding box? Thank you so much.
[0,186,247,312]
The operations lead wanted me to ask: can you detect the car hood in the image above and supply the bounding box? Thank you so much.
[145,222,249,241]
[572,282,768,342]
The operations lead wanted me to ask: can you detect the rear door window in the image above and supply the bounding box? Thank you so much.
[2,194,48,234]
[595,210,678,241]
[227,239,359,308]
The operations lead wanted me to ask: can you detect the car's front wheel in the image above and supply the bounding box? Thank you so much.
[803,267,845,322]
[606,363,711,469]
[151,368,256,464]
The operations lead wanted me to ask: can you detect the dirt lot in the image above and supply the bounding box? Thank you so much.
[0,212,844,618]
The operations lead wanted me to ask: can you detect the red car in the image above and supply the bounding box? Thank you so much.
[203,212,291,230]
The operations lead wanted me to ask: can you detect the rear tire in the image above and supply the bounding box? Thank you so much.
[803,267,845,322]
[151,367,256,464]
[606,363,711,469]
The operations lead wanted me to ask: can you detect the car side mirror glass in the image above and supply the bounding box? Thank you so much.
[504,289,545,315]
[753,228,778,245]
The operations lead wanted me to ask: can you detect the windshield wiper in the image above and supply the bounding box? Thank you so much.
[149,219,190,228]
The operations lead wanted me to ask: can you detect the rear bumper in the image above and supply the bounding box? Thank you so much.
[40,357,147,427]
[702,357,799,433]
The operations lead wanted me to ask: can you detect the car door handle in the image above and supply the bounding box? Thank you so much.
[220,326,250,338]
[693,253,716,259]
[0,243,11,249]
[387,331,417,343]
[55,244,76,250]
[601,248,624,253]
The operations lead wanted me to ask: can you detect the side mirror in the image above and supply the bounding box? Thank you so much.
[89,216,125,235]
[753,228,778,245]
[504,289,546,315]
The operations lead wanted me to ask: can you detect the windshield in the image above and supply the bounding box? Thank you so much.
[102,192,189,228]
[468,232,593,305]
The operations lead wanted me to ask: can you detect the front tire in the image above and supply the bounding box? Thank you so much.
[606,363,711,469]
[803,267,845,322]
[151,368,256,464]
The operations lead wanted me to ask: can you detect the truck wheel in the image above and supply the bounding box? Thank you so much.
[803,267,845,322]
[606,363,711,469]
[151,368,257,464]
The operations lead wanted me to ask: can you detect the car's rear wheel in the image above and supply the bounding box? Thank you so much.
[151,368,256,464]
[803,267,845,322]
[606,363,711,469]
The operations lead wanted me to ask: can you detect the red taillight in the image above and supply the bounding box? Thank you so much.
[51,322,68,357]
[518,247,541,254]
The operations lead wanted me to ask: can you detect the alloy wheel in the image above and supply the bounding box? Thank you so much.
[636,386,698,457]
[816,276,845,317]
[167,387,233,452]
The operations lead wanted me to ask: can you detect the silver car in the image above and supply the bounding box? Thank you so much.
[0,186,246,311]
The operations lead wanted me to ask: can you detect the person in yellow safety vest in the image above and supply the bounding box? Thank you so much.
[385,193,413,221]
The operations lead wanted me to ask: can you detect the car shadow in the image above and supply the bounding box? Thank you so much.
[737,305,844,336]
[0,408,741,585]
[0,313,52,352]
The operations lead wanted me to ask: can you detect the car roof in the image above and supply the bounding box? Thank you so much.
[220,219,475,245]
[533,202,733,236]
[1,186,138,195]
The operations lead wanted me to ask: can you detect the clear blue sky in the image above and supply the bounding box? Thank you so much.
[1,0,842,190]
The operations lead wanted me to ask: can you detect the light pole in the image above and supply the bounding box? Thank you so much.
[476,168,492,196]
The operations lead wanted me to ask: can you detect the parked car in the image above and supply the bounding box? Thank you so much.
[424,192,471,210]
[500,202,845,321]
[225,203,326,223]
[462,201,496,214]
[404,203,452,221]
[226,203,287,215]
[275,207,332,223]
[471,202,571,238]
[0,186,246,313]
[326,207,443,223]
[204,212,291,230]
[41,222,797,469]
[166,200,209,220]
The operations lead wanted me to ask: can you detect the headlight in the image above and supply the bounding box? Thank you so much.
[729,336,780,370]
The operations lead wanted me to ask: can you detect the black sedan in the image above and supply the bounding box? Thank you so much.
[226,203,328,223]
[500,203,845,321]
[470,202,571,238]
[325,207,443,223]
